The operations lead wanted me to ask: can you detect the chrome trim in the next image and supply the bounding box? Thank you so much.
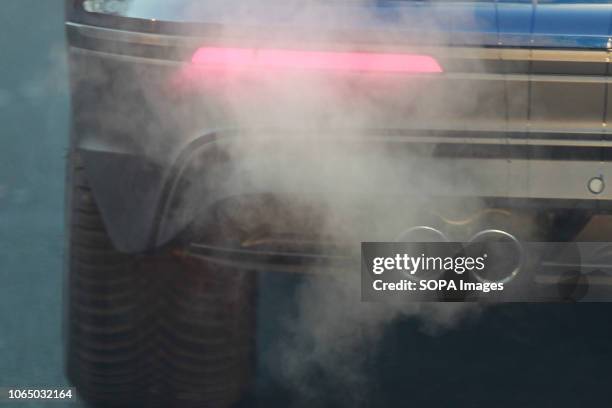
[483,73,612,84]
[445,48,610,63]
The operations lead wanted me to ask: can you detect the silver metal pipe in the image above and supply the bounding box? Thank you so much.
[468,229,525,285]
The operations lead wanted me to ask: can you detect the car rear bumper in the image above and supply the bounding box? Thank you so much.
[78,129,612,253]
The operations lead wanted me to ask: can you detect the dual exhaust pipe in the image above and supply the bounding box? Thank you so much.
[396,226,525,284]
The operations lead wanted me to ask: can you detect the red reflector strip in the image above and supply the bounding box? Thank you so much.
[191,47,443,73]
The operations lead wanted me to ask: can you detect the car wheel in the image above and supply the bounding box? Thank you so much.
[66,154,256,407]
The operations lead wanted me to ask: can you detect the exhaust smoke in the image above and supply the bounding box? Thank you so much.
[80,0,504,403]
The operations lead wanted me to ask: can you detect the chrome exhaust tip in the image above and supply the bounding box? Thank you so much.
[467,229,525,284]
[395,226,449,281]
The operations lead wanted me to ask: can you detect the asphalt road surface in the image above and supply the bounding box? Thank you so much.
[2,1,612,407]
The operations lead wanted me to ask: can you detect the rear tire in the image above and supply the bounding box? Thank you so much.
[66,155,256,407]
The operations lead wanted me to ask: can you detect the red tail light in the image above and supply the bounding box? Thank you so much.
[191,47,443,74]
